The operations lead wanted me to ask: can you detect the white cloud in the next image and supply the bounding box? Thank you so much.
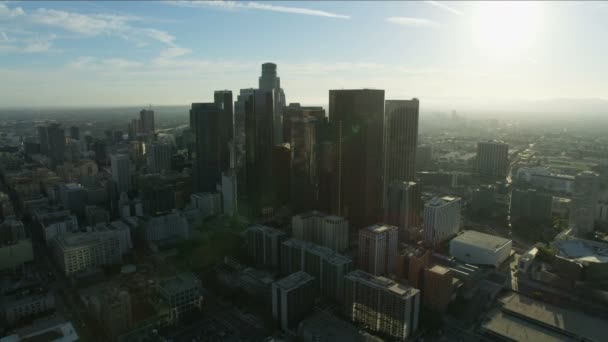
[168,0,350,19]
[386,17,438,28]
[0,3,24,18]
[157,47,192,60]
[246,2,350,19]
[141,28,176,45]
[23,39,53,53]
[425,1,463,16]
[30,9,132,36]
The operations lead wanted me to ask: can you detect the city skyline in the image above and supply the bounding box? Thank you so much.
[1,1,608,111]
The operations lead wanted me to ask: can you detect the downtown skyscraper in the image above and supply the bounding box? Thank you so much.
[384,99,419,184]
[258,63,286,144]
[329,89,385,226]
[190,99,231,193]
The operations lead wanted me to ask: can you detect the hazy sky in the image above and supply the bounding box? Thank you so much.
[1,1,607,109]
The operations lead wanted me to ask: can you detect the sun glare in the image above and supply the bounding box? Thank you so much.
[471,1,541,61]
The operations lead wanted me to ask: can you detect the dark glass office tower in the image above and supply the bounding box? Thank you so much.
[214,90,233,171]
[245,90,277,214]
[329,89,385,227]
[385,99,419,184]
[190,103,221,192]
[47,123,65,168]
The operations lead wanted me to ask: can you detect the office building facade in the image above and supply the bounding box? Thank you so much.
[291,211,349,253]
[272,271,316,332]
[423,196,462,244]
[110,154,131,193]
[329,89,385,226]
[344,270,420,340]
[477,141,509,179]
[146,143,172,173]
[384,99,419,184]
[384,181,422,238]
[570,171,600,235]
[358,224,398,276]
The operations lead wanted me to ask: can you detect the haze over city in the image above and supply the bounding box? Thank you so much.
[1,1,608,342]
[1,1,608,112]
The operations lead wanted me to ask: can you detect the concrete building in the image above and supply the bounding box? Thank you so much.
[38,210,79,242]
[2,288,55,326]
[482,293,608,342]
[0,316,78,342]
[384,99,419,184]
[297,311,383,342]
[245,224,287,269]
[110,154,131,193]
[142,212,190,241]
[221,170,237,216]
[0,240,33,272]
[139,108,155,134]
[329,89,385,227]
[191,192,221,218]
[384,181,422,238]
[344,270,420,340]
[93,221,133,256]
[516,166,574,194]
[280,239,353,302]
[510,188,553,223]
[51,232,121,275]
[570,171,599,236]
[272,271,316,332]
[92,288,132,339]
[358,224,398,276]
[291,211,349,252]
[423,265,456,314]
[59,183,87,216]
[423,196,462,245]
[449,230,512,267]
[157,273,202,323]
[0,219,26,242]
[477,141,509,179]
[146,143,172,173]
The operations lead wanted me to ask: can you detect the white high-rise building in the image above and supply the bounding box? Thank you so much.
[110,154,131,193]
[358,224,398,276]
[570,171,599,236]
[292,211,349,252]
[424,196,462,244]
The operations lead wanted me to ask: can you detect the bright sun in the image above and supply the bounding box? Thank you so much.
[471,1,541,61]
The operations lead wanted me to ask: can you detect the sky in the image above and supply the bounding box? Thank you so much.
[0,1,607,110]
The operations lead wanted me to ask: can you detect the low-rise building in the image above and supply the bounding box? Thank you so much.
[449,231,512,268]
[157,273,203,324]
[51,232,121,275]
[1,287,55,326]
[142,211,190,242]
